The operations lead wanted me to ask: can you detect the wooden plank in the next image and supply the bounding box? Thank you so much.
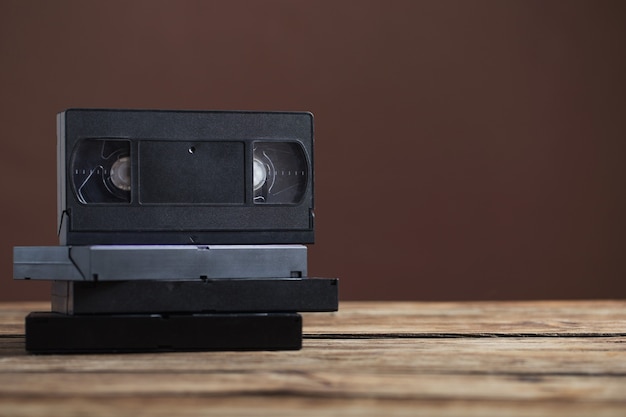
[0,370,624,402]
[0,397,623,417]
[303,300,626,335]
[0,337,624,406]
[1,338,625,375]
[0,302,47,335]
[1,301,625,417]
[3,300,626,336]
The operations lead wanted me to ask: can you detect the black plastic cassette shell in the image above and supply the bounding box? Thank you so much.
[26,312,302,353]
[14,245,307,281]
[58,109,315,245]
[51,278,338,314]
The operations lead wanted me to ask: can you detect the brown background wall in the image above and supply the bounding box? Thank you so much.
[1,0,625,302]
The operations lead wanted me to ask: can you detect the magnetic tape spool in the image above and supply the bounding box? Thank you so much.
[252,142,309,205]
[70,139,131,204]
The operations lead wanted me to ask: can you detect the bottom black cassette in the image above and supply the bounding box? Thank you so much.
[25,311,302,353]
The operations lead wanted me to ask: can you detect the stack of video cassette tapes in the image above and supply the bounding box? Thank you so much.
[13,109,338,353]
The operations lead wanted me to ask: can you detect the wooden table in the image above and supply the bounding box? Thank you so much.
[0,301,625,416]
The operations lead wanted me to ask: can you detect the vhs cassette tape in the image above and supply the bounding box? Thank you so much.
[26,312,302,353]
[51,278,339,314]
[14,245,307,281]
[58,109,314,245]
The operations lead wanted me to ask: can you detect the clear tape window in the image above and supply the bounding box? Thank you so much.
[253,142,308,205]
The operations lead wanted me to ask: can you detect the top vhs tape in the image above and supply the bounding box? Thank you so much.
[57,109,315,245]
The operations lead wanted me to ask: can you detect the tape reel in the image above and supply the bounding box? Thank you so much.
[253,142,308,205]
[70,139,131,204]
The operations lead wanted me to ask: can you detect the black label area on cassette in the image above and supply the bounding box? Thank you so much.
[58,109,315,245]
[139,141,245,205]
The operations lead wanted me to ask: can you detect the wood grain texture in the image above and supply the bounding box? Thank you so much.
[0,302,47,336]
[0,301,625,416]
[304,300,626,335]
